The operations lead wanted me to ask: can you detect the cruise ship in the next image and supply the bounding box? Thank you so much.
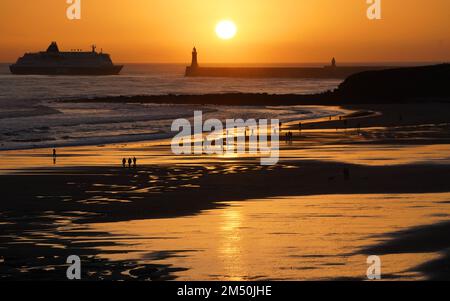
[10,42,123,75]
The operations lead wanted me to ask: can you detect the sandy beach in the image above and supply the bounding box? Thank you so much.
[1,102,450,280]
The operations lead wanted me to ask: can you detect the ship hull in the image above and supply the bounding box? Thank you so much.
[9,65,123,75]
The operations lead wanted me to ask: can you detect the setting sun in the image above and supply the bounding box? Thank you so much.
[215,20,237,40]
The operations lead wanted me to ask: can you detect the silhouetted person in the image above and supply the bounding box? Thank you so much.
[52,149,57,165]
[122,158,126,168]
[128,158,132,168]
[133,157,137,168]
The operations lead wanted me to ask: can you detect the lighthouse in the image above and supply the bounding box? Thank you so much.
[191,47,198,68]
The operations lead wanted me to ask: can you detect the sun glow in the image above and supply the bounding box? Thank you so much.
[215,20,237,40]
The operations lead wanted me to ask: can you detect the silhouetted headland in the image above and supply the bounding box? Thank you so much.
[336,64,450,100]
[62,64,450,106]
[185,48,396,79]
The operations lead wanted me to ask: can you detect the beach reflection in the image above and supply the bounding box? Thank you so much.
[88,193,450,280]
[2,141,450,172]
[283,144,450,166]
[218,209,245,280]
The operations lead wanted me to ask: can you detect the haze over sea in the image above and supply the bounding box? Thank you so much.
[0,63,342,150]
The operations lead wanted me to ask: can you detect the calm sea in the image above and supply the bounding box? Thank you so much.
[0,63,342,150]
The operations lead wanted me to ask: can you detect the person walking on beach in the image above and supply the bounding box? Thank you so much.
[122,158,126,168]
[52,148,57,165]
[133,157,137,168]
[128,158,132,168]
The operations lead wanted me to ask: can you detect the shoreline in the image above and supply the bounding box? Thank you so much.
[1,100,450,280]
[0,104,349,153]
[2,101,450,154]
[56,92,450,106]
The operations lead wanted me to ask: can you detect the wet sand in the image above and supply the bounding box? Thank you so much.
[1,103,450,280]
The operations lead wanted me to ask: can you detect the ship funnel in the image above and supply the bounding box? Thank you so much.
[47,42,60,53]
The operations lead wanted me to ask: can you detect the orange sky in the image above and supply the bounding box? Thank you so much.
[0,0,449,63]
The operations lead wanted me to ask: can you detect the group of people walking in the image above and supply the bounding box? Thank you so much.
[122,157,137,168]
[285,131,294,142]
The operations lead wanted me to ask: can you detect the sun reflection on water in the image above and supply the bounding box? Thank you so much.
[218,208,245,280]
[85,193,450,280]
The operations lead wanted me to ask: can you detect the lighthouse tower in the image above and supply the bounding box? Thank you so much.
[191,47,198,68]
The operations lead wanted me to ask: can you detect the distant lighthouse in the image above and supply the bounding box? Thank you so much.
[191,47,199,68]
[331,57,336,68]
